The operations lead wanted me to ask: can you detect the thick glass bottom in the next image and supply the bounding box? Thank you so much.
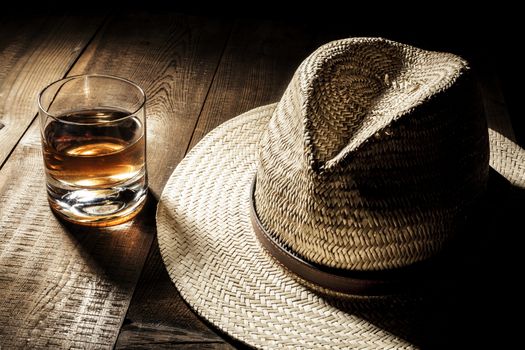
[47,173,148,227]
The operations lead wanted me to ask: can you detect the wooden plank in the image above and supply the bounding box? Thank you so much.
[187,21,364,149]
[116,20,324,349]
[115,240,238,349]
[0,15,104,168]
[0,14,231,349]
[66,13,232,197]
[187,21,318,149]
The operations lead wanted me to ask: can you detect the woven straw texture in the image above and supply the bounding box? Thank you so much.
[157,103,524,348]
[157,38,524,349]
[255,38,489,271]
[488,128,525,187]
[158,105,416,349]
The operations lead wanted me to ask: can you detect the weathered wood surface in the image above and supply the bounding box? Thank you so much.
[114,20,327,349]
[0,15,104,167]
[0,13,520,350]
[66,13,232,197]
[0,13,231,349]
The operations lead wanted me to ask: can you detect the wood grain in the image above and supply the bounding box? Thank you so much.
[0,15,103,167]
[0,13,230,349]
[187,20,318,149]
[116,20,327,349]
[67,13,232,197]
[115,240,238,349]
[0,145,156,348]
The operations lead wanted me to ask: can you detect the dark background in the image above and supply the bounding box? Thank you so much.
[16,2,522,145]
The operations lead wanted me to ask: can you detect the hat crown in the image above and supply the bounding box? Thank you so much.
[254,38,489,271]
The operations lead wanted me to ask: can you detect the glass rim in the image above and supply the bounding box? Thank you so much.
[37,74,146,126]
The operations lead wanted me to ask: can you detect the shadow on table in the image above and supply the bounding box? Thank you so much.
[319,169,523,349]
[54,192,158,288]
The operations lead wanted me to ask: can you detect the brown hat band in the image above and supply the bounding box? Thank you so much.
[250,177,427,296]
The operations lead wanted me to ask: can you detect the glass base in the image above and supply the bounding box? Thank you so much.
[47,175,148,227]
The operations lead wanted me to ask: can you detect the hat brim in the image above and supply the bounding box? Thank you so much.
[157,104,522,348]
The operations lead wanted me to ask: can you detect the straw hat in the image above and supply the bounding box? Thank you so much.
[157,38,524,348]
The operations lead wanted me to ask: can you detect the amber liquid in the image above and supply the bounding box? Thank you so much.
[43,109,147,226]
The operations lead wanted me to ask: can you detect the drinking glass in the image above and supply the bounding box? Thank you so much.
[38,74,148,227]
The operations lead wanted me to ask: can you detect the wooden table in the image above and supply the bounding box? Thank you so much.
[0,12,519,349]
